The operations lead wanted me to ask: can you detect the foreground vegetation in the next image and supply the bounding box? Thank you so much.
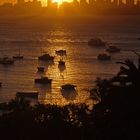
[0,58,140,139]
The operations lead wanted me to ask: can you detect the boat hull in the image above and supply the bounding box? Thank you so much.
[35,79,52,84]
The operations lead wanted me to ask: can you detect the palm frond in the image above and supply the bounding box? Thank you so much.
[132,50,140,58]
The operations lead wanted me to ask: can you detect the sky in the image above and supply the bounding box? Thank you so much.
[0,0,70,6]
[0,0,138,6]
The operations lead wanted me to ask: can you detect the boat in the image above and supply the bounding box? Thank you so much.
[13,55,23,59]
[106,46,120,53]
[34,76,52,85]
[0,57,14,65]
[55,50,66,56]
[38,54,54,61]
[61,85,77,100]
[58,60,65,67]
[88,38,106,47]
[61,84,76,90]
[58,60,66,71]
[16,91,39,99]
[138,38,140,40]
[13,48,24,59]
[0,82,2,87]
[97,53,111,61]
[37,67,45,72]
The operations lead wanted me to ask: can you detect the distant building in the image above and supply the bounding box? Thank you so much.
[137,0,140,6]
[17,0,25,4]
[89,0,96,6]
[73,0,79,4]
[1,3,13,8]
[105,0,112,7]
[112,0,118,7]
[118,0,124,7]
[80,0,88,6]
[95,0,106,7]
[126,0,135,7]
[47,0,53,7]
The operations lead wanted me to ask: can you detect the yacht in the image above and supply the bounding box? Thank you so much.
[97,53,111,61]
[35,76,52,85]
[88,38,106,47]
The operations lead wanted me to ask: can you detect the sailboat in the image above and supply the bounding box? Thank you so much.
[13,48,24,59]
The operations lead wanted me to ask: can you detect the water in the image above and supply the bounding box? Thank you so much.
[0,16,140,105]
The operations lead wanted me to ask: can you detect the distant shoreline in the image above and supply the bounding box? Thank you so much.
[0,15,140,24]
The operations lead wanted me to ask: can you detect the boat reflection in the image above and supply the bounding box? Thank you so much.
[35,85,52,102]
[61,88,78,100]
[61,84,77,100]
[37,67,45,73]
[58,63,66,72]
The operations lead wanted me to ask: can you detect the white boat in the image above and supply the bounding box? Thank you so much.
[97,53,111,61]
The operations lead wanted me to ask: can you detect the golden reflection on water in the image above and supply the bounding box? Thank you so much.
[35,30,91,106]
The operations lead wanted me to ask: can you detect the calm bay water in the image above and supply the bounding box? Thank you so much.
[0,16,140,105]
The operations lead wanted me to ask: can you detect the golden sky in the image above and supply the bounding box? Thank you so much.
[0,0,71,6]
[0,0,137,6]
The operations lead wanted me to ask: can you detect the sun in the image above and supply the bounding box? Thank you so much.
[41,0,64,6]
[52,0,63,5]
[41,0,73,6]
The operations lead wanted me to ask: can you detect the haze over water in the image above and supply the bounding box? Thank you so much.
[0,16,140,105]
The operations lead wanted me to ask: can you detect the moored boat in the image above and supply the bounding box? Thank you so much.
[13,55,24,59]
[88,38,106,47]
[0,57,14,65]
[61,84,76,90]
[97,53,111,61]
[13,48,24,59]
[37,67,45,72]
[55,50,66,56]
[35,76,52,85]
[38,54,54,61]
[106,46,120,53]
